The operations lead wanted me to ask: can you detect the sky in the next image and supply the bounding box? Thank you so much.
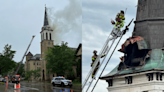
[82,0,138,92]
[0,0,82,64]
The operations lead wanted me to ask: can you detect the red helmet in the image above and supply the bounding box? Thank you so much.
[93,50,97,53]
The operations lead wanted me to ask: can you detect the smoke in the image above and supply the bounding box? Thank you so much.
[47,0,82,45]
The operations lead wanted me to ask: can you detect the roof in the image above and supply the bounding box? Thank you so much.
[28,54,41,61]
[43,7,49,26]
[100,49,164,79]
[75,43,82,56]
[26,52,33,56]
[75,43,82,54]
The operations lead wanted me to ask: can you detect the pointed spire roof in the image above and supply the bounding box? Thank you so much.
[43,6,49,26]
[26,51,33,56]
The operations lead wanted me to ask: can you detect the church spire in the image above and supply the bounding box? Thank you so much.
[43,6,49,26]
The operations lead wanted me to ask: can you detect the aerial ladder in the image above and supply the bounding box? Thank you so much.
[82,18,134,92]
[14,35,35,75]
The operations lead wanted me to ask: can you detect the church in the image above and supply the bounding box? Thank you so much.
[25,6,81,81]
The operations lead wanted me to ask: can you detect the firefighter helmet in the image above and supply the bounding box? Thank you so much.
[121,10,124,14]
[93,50,97,53]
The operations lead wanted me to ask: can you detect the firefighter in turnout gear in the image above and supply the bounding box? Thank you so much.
[91,50,106,79]
[114,10,125,30]
[111,10,125,37]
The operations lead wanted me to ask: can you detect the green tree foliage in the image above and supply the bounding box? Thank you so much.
[25,68,41,82]
[0,44,16,75]
[25,71,32,82]
[45,41,76,76]
[32,68,41,79]
[67,68,75,81]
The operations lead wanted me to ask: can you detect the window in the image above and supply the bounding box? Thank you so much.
[50,33,51,40]
[33,62,35,65]
[46,33,48,40]
[48,42,50,45]
[43,33,44,40]
[37,62,38,65]
[39,62,41,65]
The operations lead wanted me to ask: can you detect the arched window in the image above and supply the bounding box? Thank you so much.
[46,33,48,40]
[43,33,44,40]
[50,33,51,40]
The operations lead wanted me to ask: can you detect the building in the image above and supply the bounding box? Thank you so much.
[25,52,41,80]
[25,6,81,81]
[100,0,164,92]
[75,43,82,82]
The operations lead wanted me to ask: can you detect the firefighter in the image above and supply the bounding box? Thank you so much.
[91,50,105,79]
[111,10,125,31]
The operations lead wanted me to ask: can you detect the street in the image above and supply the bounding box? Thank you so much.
[0,81,81,92]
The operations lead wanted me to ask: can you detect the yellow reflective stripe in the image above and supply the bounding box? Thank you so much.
[92,58,95,60]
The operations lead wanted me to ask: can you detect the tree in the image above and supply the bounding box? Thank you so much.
[32,68,41,80]
[25,71,32,82]
[0,44,16,76]
[25,68,41,82]
[45,41,76,76]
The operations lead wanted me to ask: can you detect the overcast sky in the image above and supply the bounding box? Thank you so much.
[0,0,81,64]
[82,0,138,92]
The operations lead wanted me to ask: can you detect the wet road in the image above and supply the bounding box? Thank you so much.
[5,81,81,92]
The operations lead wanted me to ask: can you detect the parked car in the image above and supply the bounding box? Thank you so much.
[12,75,20,83]
[51,76,73,87]
[0,78,4,82]
[2,79,6,83]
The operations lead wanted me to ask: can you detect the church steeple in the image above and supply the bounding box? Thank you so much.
[43,6,49,26]
[133,0,164,49]
[40,5,53,42]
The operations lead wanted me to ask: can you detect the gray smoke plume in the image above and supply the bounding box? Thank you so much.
[47,0,82,45]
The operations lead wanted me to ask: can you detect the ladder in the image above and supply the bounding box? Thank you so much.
[14,35,35,75]
[82,18,134,92]
[82,33,116,90]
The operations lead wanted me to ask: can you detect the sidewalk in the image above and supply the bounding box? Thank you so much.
[0,83,6,92]
[0,82,13,92]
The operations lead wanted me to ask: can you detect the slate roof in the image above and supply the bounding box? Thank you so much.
[100,49,164,79]
[44,7,49,26]
[26,52,33,56]
[75,43,82,55]
[28,54,41,61]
